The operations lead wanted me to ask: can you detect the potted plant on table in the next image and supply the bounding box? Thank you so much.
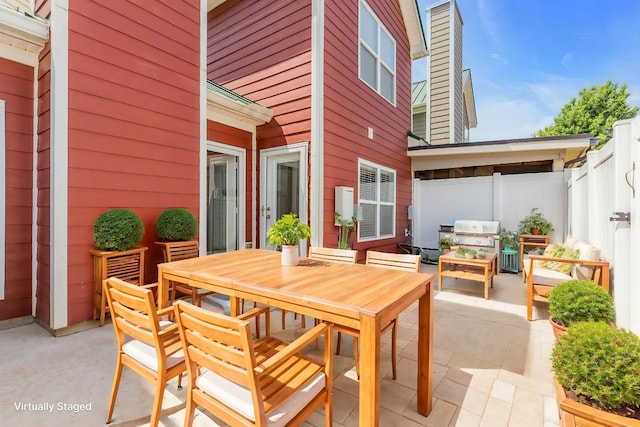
[551,322,640,426]
[267,213,311,266]
[499,228,519,251]
[547,279,614,339]
[518,208,554,235]
[91,208,147,326]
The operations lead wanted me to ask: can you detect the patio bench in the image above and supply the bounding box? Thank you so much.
[523,235,610,321]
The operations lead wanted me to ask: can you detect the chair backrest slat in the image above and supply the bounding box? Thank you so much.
[365,250,420,272]
[174,301,260,396]
[309,247,358,264]
[165,241,199,262]
[105,277,161,347]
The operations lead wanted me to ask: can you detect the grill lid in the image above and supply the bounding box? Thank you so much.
[453,220,500,235]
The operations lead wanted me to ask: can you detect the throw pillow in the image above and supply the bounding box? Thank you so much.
[540,243,580,275]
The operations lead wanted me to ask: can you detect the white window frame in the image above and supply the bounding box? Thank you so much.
[358,158,396,242]
[358,0,396,105]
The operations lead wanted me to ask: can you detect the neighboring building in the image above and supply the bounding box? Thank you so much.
[0,0,427,332]
[418,0,477,145]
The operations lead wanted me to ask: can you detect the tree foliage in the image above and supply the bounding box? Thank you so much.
[536,81,638,148]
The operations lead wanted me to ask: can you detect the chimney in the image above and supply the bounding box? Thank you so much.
[426,0,464,144]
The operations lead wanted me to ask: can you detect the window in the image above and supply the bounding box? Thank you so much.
[359,0,396,104]
[358,159,396,241]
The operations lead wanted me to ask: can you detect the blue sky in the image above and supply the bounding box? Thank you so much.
[412,0,640,142]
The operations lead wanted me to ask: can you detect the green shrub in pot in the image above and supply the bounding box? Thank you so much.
[548,280,614,328]
[552,321,640,413]
[156,208,198,241]
[93,208,144,251]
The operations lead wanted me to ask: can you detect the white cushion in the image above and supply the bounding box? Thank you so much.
[564,234,578,248]
[196,369,325,427]
[572,241,600,279]
[122,340,184,372]
[528,260,572,286]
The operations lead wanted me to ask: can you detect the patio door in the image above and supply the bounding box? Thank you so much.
[260,144,308,254]
[207,152,238,254]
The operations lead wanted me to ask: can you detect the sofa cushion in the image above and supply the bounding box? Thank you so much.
[572,241,600,279]
[540,243,580,275]
[528,261,573,286]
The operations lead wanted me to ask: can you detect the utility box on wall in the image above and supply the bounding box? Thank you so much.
[335,186,354,225]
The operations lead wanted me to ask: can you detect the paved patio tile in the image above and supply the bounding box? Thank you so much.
[0,263,557,426]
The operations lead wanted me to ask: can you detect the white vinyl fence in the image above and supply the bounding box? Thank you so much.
[412,116,640,335]
[567,117,640,335]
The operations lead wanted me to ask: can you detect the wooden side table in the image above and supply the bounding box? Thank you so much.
[518,235,549,271]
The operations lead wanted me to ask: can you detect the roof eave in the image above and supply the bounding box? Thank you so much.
[206,88,274,128]
[0,5,49,65]
[400,0,429,59]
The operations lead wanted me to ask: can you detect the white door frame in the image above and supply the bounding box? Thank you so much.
[206,141,246,252]
[259,143,308,254]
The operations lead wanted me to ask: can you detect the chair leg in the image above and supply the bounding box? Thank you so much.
[353,336,360,379]
[150,376,166,427]
[100,291,107,327]
[391,321,397,380]
[335,331,342,355]
[184,387,196,427]
[106,358,123,423]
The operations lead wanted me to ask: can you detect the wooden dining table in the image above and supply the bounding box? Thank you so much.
[156,248,434,426]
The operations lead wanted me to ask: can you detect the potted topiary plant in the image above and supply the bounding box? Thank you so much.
[551,322,640,426]
[90,208,147,326]
[155,207,199,265]
[547,279,614,339]
[156,208,198,242]
[518,208,554,235]
[267,213,311,266]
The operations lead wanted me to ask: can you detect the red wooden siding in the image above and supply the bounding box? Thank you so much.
[207,121,253,242]
[323,0,413,251]
[66,0,201,324]
[0,59,34,321]
[207,0,313,149]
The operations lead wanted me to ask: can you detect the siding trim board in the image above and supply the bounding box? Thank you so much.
[50,0,69,329]
[310,0,324,248]
[0,100,4,300]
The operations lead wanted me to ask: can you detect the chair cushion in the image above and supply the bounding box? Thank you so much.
[529,264,572,286]
[540,243,579,275]
[122,340,184,372]
[196,369,326,427]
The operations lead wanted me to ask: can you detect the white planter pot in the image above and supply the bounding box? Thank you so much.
[281,245,300,266]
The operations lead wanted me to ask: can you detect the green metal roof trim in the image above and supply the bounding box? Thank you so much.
[412,80,427,106]
[206,80,257,106]
[414,0,428,53]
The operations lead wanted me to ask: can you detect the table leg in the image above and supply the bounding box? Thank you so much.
[438,258,443,291]
[417,282,434,416]
[484,265,489,299]
[359,314,380,426]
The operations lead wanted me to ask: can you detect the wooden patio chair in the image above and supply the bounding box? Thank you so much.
[103,277,186,427]
[281,247,358,329]
[157,240,216,307]
[173,299,333,427]
[335,250,420,380]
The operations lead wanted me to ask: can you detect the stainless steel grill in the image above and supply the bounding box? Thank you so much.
[451,220,501,254]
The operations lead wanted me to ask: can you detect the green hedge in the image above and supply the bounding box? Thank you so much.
[156,208,198,241]
[93,209,144,251]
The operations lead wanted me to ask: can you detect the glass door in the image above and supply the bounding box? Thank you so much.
[260,145,307,253]
[207,153,238,254]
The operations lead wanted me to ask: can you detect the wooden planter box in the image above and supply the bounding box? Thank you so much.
[91,246,147,326]
[554,377,640,426]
